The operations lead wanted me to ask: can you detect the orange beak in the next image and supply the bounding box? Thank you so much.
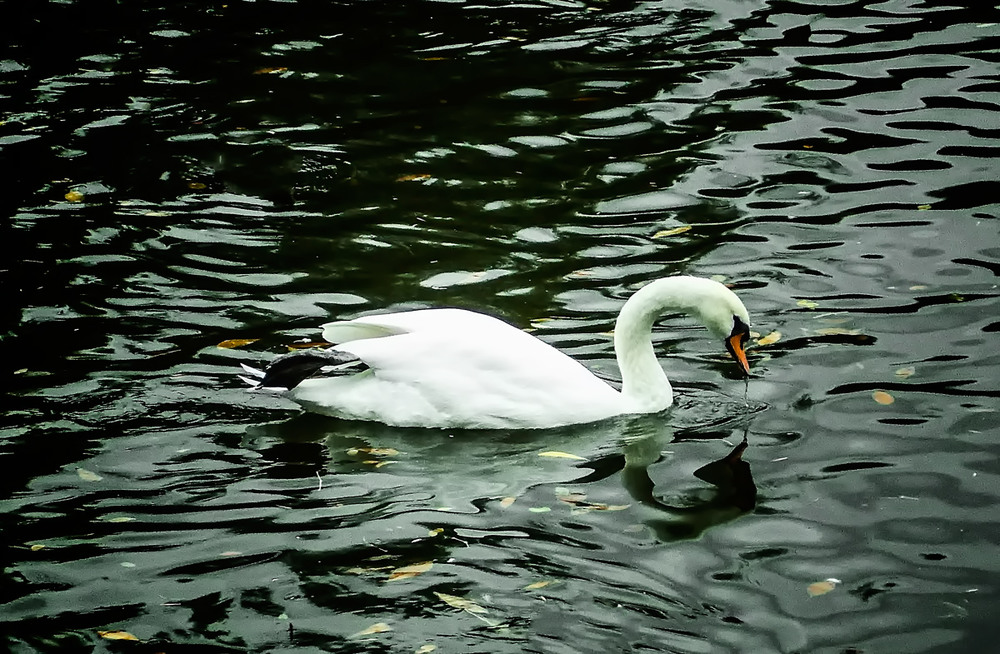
[727,332,751,375]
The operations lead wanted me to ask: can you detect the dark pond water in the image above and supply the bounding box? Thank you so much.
[3,1,999,652]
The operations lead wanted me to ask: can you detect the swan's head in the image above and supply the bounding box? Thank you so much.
[618,275,753,376]
[691,280,751,375]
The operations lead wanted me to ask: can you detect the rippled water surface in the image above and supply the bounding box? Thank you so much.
[3,1,999,652]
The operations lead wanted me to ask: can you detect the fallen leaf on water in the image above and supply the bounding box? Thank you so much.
[287,341,329,350]
[396,173,432,182]
[917,204,932,210]
[539,451,585,461]
[220,551,242,557]
[351,622,392,638]
[872,390,895,405]
[524,580,555,590]
[796,299,819,309]
[427,528,444,537]
[895,366,916,379]
[30,544,45,551]
[756,331,781,346]
[187,182,207,190]
[65,190,84,202]
[77,468,103,482]
[217,338,259,349]
[434,592,488,614]
[107,516,135,523]
[98,631,139,641]
[499,497,516,508]
[652,225,692,239]
[253,66,288,74]
[387,561,433,582]
[528,506,551,513]
[416,645,437,654]
[807,578,841,597]
[814,327,860,336]
[347,447,399,457]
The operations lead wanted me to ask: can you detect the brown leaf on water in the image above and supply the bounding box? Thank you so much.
[396,173,432,182]
[287,341,329,350]
[652,225,692,239]
[434,592,488,614]
[813,327,860,336]
[524,580,555,590]
[187,182,207,190]
[77,468,103,482]
[894,366,916,379]
[499,496,516,508]
[351,622,392,638]
[756,331,781,346]
[98,630,140,641]
[253,66,288,75]
[538,451,585,461]
[64,190,84,202]
[807,578,841,597]
[387,561,433,582]
[872,390,895,405]
[217,338,259,349]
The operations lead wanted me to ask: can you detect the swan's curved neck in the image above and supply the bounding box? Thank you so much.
[615,277,729,410]
[614,283,675,410]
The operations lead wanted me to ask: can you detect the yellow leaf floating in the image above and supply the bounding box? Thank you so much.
[872,390,895,405]
[346,447,399,457]
[30,544,46,551]
[98,631,140,642]
[807,578,841,597]
[895,367,916,379]
[917,204,932,210]
[216,338,259,349]
[652,225,692,239]
[756,331,781,346]
[814,327,860,336]
[65,190,84,202]
[352,622,392,638]
[387,561,433,582]
[524,580,555,590]
[434,592,488,614]
[538,451,586,461]
[77,468,103,482]
[499,496,516,508]
[287,341,329,350]
[796,299,819,309]
[416,645,437,654]
[253,66,288,75]
[396,173,432,182]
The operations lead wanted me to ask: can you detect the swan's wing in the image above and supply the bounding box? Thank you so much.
[321,308,503,345]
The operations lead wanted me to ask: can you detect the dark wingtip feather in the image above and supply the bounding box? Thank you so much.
[259,348,360,390]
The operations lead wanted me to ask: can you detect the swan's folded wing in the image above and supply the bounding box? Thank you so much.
[320,321,405,345]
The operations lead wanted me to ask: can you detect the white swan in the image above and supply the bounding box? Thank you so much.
[243,276,751,429]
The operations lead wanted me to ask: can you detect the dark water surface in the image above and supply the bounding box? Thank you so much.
[3,1,999,652]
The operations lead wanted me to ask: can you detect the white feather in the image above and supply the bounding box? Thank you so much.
[252,276,751,430]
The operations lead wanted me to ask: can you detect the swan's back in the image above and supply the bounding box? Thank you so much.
[290,308,624,429]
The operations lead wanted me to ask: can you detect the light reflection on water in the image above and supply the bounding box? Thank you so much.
[3,0,999,652]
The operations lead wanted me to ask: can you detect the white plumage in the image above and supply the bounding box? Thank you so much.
[246,276,752,430]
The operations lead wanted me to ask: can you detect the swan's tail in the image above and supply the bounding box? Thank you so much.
[243,348,362,390]
[239,363,271,390]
